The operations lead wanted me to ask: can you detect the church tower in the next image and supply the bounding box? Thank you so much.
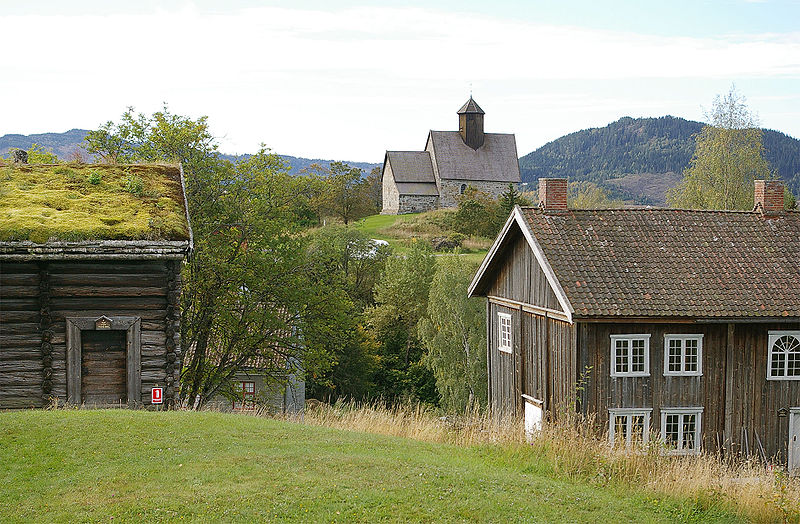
[457,97,485,149]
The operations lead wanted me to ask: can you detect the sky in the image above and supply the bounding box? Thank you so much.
[1,0,799,163]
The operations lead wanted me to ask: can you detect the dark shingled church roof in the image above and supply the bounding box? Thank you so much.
[385,151,435,184]
[457,97,485,114]
[519,207,800,318]
[427,131,520,182]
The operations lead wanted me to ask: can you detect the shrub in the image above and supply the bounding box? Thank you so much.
[125,174,144,196]
[87,171,101,185]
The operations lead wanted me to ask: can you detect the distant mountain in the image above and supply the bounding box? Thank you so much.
[520,116,800,205]
[0,129,380,177]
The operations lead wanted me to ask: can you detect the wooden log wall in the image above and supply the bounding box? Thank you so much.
[0,260,182,408]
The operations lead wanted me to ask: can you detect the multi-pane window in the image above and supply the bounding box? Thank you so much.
[608,409,651,448]
[498,313,512,353]
[610,335,650,377]
[661,408,702,454]
[768,331,800,380]
[664,335,703,376]
[233,381,255,411]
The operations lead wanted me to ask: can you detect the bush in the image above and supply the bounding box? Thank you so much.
[87,171,101,185]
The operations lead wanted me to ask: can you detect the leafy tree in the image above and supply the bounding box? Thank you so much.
[84,107,334,407]
[419,256,487,412]
[453,186,499,238]
[312,161,375,225]
[367,240,438,403]
[667,87,772,210]
[364,166,383,213]
[6,144,59,164]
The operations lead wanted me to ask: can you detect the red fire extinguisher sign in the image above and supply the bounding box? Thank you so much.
[152,387,163,404]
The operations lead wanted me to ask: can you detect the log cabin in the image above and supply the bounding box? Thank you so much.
[0,161,192,408]
[468,178,800,469]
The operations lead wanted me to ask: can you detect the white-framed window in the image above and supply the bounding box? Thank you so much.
[661,408,702,454]
[768,331,800,380]
[498,312,512,354]
[609,408,651,448]
[664,335,703,376]
[610,334,650,377]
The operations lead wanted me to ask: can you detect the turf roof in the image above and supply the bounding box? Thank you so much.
[0,163,191,243]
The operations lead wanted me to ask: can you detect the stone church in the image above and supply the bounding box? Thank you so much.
[381,97,521,214]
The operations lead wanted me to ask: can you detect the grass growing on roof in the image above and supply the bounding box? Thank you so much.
[0,163,190,243]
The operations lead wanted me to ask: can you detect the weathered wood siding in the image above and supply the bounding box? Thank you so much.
[488,301,574,417]
[0,260,182,408]
[577,321,800,460]
[486,228,562,312]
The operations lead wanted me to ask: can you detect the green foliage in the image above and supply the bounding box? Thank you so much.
[25,143,60,164]
[124,173,144,196]
[310,161,376,225]
[494,183,531,230]
[304,225,389,400]
[84,107,336,407]
[367,240,438,403]
[668,87,772,210]
[453,186,499,238]
[87,171,101,185]
[419,256,487,412]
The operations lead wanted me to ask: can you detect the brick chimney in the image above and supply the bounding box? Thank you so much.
[754,180,784,216]
[539,178,568,211]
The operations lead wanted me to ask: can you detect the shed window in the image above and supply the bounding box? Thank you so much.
[498,313,512,354]
[609,408,651,448]
[768,331,800,380]
[233,381,255,411]
[661,408,702,454]
[664,335,703,376]
[610,335,650,377]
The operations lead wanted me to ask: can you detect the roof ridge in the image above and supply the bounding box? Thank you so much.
[522,206,772,214]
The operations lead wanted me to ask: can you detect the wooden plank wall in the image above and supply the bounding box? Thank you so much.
[578,321,800,461]
[0,260,181,408]
[488,301,575,418]
[487,229,562,312]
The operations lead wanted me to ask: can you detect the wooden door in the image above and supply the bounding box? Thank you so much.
[81,330,127,405]
[789,409,800,475]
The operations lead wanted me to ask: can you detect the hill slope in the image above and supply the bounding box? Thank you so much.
[0,410,735,522]
[0,129,380,176]
[520,116,800,205]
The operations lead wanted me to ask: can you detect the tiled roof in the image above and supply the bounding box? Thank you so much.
[520,207,800,318]
[386,151,435,184]
[428,131,520,182]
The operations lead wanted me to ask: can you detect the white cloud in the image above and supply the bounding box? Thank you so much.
[0,4,798,159]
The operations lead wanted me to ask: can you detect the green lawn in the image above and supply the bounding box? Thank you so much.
[0,410,738,523]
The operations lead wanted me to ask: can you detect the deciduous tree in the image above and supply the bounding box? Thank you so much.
[667,87,772,210]
[419,256,487,412]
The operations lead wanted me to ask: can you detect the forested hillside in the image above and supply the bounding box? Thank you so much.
[520,116,800,204]
[0,129,379,175]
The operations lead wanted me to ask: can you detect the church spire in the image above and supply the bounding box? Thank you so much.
[457,96,485,149]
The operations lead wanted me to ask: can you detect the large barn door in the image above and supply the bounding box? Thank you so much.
[789,409,800,475]
[81,330,127,405]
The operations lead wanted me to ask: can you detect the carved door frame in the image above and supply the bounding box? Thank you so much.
[66,316,141,405]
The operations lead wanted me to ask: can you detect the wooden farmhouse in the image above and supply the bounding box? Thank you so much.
[381,97,521,214]
[469,178,800,468]
[0,161,192,408]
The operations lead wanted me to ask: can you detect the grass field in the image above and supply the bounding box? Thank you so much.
[354,212,490,263]
[0,410,738,523]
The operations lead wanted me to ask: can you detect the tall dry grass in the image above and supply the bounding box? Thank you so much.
[279,400,800,522]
